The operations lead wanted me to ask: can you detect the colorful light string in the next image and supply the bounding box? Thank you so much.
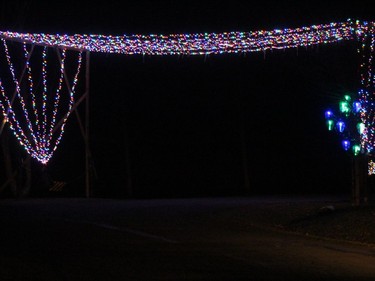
[0,39,82,164]
[0,19,364,55]
[357,22,375,156]
[0,18,374,164]
[369,159,375,175]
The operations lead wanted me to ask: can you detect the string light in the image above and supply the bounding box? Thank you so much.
[0,19,374,164]
[369,159,375,175]
[0,40,82,164]
[0,19,365,55]
[357,21,375,155]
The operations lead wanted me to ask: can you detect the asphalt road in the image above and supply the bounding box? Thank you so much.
[0,197,375,281]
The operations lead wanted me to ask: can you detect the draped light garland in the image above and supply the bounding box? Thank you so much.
[0,39,82,164]
[0,20,363,55]
[0,18,374,164]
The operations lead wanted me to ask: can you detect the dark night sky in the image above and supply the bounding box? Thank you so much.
[0,1,374,198]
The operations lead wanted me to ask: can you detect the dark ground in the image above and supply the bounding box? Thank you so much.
[217,196,375,246]
[1,195,375,280]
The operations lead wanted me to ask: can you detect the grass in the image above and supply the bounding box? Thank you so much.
[285,203,375,245]
[214,195,375,246]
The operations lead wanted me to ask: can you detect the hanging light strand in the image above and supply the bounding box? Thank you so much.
[0,41,83,164]
[357,22,375,154]
[1,38,39,147]
[46,48,66,149]
[48,50,83,160]
[0,19,367,55]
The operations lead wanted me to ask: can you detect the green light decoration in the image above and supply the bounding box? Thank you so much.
[357,122,366,134]
[324,94,364,156]
[326,119,334,131]
[353,144,361,156]
[339,100,351,116]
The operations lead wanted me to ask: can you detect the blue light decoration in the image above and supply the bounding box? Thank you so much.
[353,101,361,113]
[342,139,351,151]
[325,110,334,119]
[336,120,346,133]
[324,94,365,156]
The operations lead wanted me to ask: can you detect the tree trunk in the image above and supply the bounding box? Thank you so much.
[351,154,368,206]
[0,130,32,198]
[17,157,31,198]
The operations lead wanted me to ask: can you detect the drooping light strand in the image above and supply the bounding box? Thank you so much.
[0,79,36,155]
[40,46,48,149]
[0,40,83,164]
[23,43,39,134]
[49,50,83,157]
[1,38,39,148]
[47,48,66,149]
[0,20,367,55]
